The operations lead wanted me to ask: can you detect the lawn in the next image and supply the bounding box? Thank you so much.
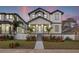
[43,40,79,49]
[0,40,36,49]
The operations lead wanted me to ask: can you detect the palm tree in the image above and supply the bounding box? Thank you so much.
[13,20,23,35]
[27,26,33,40]
[46,26,52,40]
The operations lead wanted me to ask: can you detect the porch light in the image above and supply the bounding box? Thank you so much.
[36,25,38,27]
[49,25,51,28]
[29,24,30,27]
[42,24,43,27]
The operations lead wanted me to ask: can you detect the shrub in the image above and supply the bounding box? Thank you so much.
[27,36,36,41]
[9,42,20,48]
[43,36,50,41]
[51,36,64,42]
[65,37,72,41]
[15,42,20,47]
[9,42,15,48]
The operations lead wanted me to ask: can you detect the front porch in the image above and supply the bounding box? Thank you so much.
[28,24,52,33]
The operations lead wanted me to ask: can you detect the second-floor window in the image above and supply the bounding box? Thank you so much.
[44,14,47,18]
[6,15,13,19]
[32,15,35,18]
[0,15,1,20]
[37,12,43,17]
[55,13,59,20]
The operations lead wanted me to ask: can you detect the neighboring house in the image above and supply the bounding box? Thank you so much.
[0,13,26,40]
[62,18,77,32]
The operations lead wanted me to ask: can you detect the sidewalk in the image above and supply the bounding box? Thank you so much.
[0,49,79,53]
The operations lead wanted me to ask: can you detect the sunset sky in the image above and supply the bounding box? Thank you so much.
[0,6,79,22]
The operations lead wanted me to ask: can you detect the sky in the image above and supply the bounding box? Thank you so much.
[0,6,79,22]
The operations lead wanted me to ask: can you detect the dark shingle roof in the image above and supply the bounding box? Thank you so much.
[50,10,64,15]
[28,8,50,15]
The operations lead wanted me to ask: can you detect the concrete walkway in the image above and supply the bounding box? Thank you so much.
[34,34,44,49]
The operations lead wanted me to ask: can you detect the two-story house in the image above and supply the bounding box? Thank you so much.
[27,8,63,35]
[0,13,27,40]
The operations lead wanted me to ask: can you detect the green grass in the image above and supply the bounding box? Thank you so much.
[43,40,79,49]
[0,40,36,49]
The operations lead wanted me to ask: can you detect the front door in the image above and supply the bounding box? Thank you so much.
[36,25,43,33]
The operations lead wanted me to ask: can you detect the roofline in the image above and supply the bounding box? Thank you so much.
[27,16,53,24]
[28,8,64,15]
[28,8,50,15]
[15,13,27,24]
[50,9,64,15]
[0,12,27,24]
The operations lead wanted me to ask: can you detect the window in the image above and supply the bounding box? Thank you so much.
[6,15,13,19]
[6,15,9,19]
[0,15,1,20]
[17,27,24,33]
[37,12,43,17]
[44,26,47,32]
[55,13,59,20]
[55,25,59,32]
[10,15,13,19]
[38,14,41,16]
[71,23,76,28]
[32,15,35,18]
[0,25,1,33]
[44,15,47,18]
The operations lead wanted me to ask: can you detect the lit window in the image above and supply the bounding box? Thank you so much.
[2,24,5,33]
[38,14,41,16]
[6,15,9,19]
[33,29,35,32]
[44,15,47,18]
[49,25,51,28]
[0,15,1,20]
[10,15,13,19]
[44,26,47,32]
[32,15,35,18]
[29,24,31,27]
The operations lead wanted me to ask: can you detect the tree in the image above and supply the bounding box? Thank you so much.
[13,20,23,35]
[27,26,34,40]
[46,26,52,40]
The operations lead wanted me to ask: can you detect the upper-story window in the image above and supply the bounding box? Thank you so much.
[44,14,47,18]
[55,13,59,20]
[10,15,13,19]
[6,15,9,19]
[36,12,43,17]
[32,14,35,18]
[6,15,13,19]
[0,14,2,20]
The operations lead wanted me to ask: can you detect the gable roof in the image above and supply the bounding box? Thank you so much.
[28,8,50,15]
[50,10,64,15]
[27,16,53,24]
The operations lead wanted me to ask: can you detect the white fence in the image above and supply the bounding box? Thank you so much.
[14,33,76,40]
[14,34,28,40]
